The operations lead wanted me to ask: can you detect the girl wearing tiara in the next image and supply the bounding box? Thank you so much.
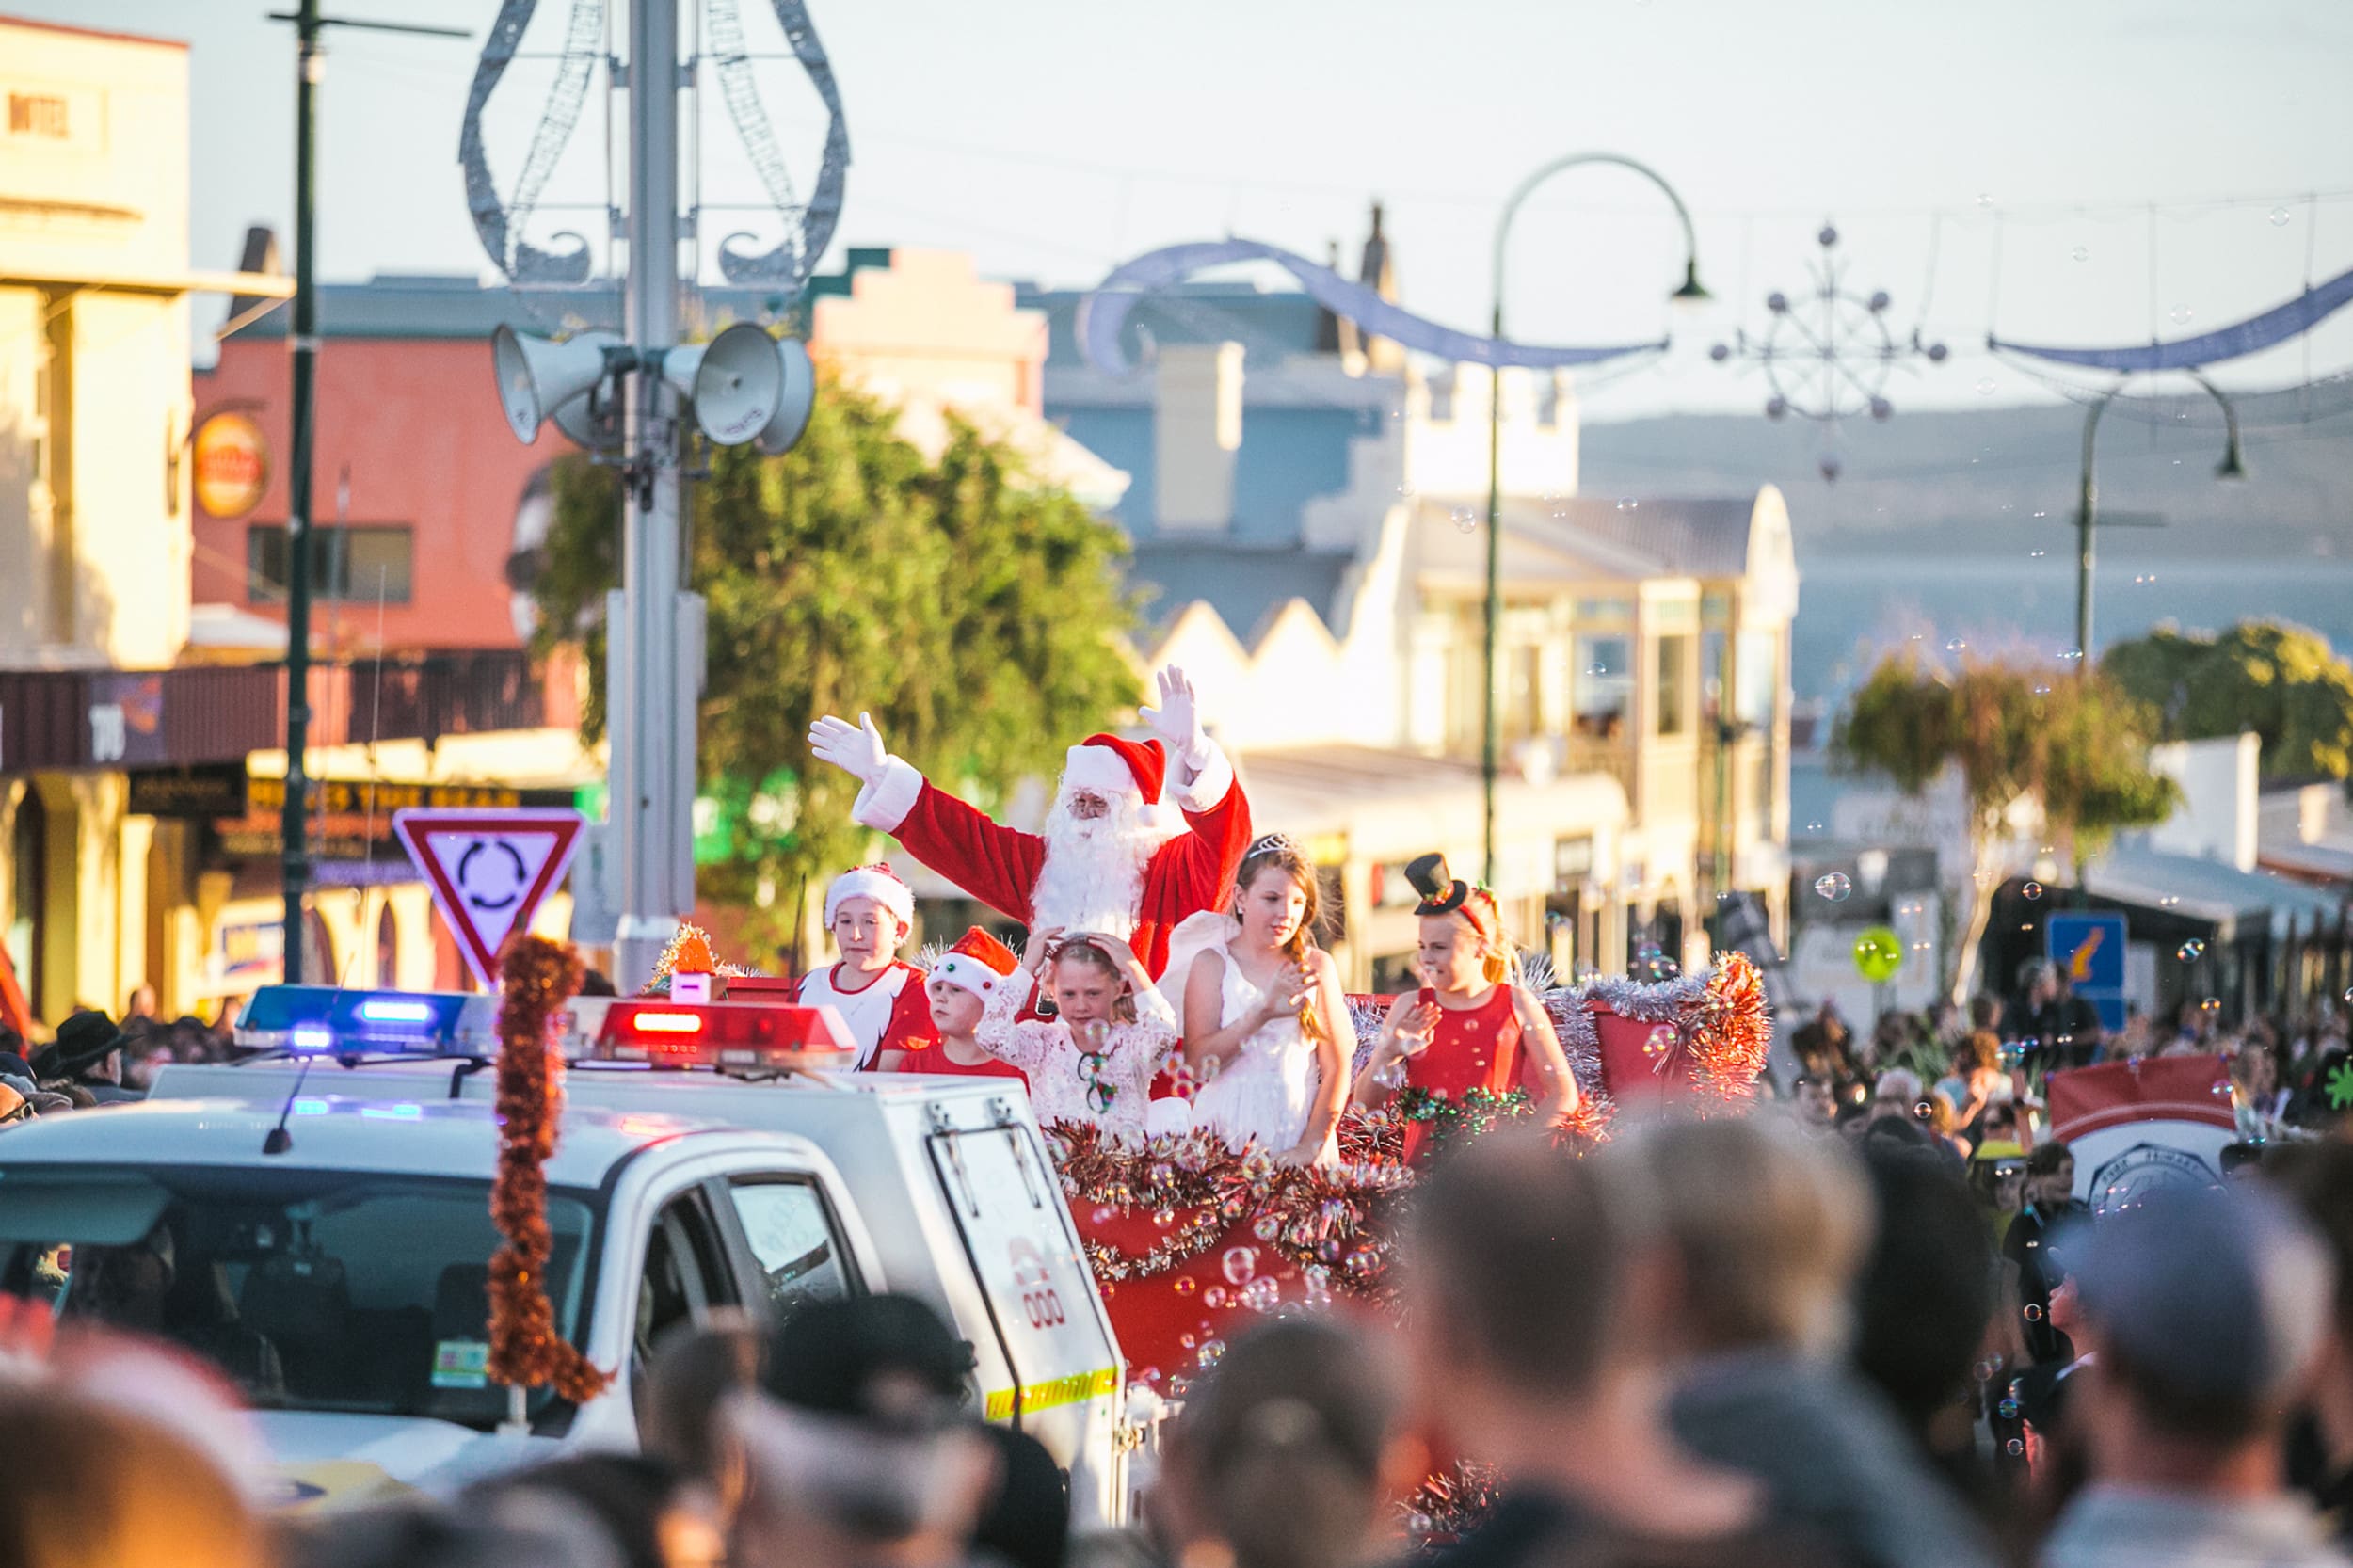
[973,927,1180,1143]
[1168,834,1354,1167]
[1352,853,1579,1164]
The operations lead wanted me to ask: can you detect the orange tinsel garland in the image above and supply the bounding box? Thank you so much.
[488,936,613,1404]
[1689,951,1772,1102]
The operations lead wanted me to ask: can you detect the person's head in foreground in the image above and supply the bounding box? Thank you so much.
[1607,1113,1872,1363]
[1403,1128,1784,1545]
[2041,1182,2336,1568]
[1160,1317,1409,1568]
[726,1293,997,1568]
[0,1382,268,1568]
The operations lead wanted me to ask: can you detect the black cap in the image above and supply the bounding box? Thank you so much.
[760,1294,976,1433]
[31,1010,121,1082]
[1403,853,1471,918]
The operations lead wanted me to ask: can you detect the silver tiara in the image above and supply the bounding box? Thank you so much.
[1246,831,1302,860]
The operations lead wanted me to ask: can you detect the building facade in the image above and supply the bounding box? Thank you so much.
[1019,216,1799,989]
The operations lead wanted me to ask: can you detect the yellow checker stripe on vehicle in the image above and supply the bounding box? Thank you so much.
[984,1366,1119,1421]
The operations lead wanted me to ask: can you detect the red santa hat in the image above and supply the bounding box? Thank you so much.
[930,926,1020,1000]
[1061,733,1166,806]
[824,862,915,929]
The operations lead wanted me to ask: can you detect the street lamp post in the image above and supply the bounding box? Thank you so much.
[1482,153,1706,887]
[266,3,466,982]
[2074,370,2246,674]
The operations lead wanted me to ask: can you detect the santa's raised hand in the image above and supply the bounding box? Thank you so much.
[808,711,889,786]
[1138,664,1207,764]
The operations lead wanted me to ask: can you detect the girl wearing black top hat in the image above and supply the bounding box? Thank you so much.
[1351,854,1578,1164]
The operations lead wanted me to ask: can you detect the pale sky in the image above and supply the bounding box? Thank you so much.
[16,0,2353,417]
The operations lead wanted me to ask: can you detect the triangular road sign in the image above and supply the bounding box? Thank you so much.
[392,808,585,988]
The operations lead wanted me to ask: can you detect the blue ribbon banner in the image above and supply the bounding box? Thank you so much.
[1076,239,1666,379]
[1991,263,2353,374]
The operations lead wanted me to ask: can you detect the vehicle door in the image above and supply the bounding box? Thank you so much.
[924,1095,1126,1526]
[705,1171,865,1320]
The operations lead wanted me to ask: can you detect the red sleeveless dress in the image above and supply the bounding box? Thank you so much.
[1399,984,1523,1166]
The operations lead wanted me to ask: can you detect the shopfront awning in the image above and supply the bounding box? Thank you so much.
[2081,842,2346,940]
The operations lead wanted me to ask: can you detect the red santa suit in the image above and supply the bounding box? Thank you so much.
[848,732,1251,980]
[795,962,935,1070]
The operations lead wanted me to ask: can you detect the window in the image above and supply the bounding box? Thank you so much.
[1572,636,1631,741]
[14,1169,597,1428]
[247,524,415,604]
[635,1192,732,1365]
[723,1178,855,1314]
[1657,636,1690,737]
[1505,644,1542,742]
[1702,630,1729,728]
[1735,632,1780,728]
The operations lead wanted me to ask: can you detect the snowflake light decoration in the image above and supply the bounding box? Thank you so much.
[1710,223,1946,481]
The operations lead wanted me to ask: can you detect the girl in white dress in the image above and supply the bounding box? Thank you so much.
[974,929,1179,1144]
[1175,835,1354,1166]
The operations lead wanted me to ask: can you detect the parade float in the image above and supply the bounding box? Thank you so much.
[627,924,1772,1394]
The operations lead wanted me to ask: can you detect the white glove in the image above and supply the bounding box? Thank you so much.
[1139,665,1206,761]
[808,712,889,786]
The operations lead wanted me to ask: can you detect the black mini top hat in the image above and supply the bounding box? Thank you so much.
[1404,853,1473,918]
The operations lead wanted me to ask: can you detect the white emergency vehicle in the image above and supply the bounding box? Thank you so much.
[0,985,1138,1520]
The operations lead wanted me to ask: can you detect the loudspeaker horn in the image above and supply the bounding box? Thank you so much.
[492,326,619,444]
[663,322,786,447]
[752,338,817,456]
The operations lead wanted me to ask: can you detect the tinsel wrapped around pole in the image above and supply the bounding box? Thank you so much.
[488,936,613,1405]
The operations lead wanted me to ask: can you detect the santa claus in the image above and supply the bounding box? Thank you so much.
[807,667,1252,977]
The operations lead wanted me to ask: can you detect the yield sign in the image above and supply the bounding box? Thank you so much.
[392,808,585,988]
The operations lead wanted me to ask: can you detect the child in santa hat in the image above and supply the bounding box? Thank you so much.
[877,927,1028,1083]
[795,864,937,1070]
[973,927,1179,1143]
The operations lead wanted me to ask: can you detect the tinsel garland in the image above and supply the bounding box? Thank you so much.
[636,922,762,996]
[1048,1122,1412,1295]
[1402,1461,1505,1549]
[1540,951,1772,1110]
[488,936,613,1405]
[1391,1085,1535,1160]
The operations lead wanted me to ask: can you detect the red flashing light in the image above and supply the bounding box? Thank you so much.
[590,999,856,1068]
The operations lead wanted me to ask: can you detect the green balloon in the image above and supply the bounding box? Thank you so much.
[1852,927,1904,984]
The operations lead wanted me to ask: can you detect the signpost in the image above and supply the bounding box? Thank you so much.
[392,808,584,988]
[2047,911,2129,1033]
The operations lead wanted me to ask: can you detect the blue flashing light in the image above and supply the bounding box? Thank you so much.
[234,986,481,1055]
[357,998,437,1026]
[292,1098,330,1116]
[359,1103,424,1121]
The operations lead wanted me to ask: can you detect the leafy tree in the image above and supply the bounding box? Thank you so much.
[2103,619,2353,781]
[530,368,1141,959]
[1833,652,2178,1004]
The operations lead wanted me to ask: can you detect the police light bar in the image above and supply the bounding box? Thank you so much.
[235,986,486,1055]
[582,999,857,1071]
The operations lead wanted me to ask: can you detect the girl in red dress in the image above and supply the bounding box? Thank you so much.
[1351,853,1578,1164]
[878,927,1028,1082]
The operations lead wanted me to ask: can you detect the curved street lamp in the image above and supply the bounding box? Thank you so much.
[2074,370,2246,675]
[1481,153,1707,886]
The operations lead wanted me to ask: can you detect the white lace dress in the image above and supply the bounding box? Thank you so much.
[1185,924,1339,1164]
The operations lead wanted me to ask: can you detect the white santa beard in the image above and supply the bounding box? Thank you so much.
[1030,789,1153,938]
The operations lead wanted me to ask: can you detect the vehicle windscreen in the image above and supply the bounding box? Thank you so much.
[0,1166,599,1428]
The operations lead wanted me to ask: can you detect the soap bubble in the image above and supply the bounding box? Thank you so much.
[2271,206,2293,227]
[1814,872,1853,903]
[2070,246,2089,263]
[1253,1215,1282,1242]
[2177,939,2206,961]
[1372,1059,1409,1090]
[1976,192,1994,208]
[2169,305,2194,326]
[1196,1338,1225,1367]
[1152,1206,1176,1228]
[1643,1024,1678,1060]
[2201,997,2222,1015]
[1976,377,1996,396]
[1222,1246,1258,1286]
[1241,1277,1281,1312]
[1449,506,1479,534]
[1616,497,1638,511]
[2022,881,2042,900]
[1204,1285,1227,1308]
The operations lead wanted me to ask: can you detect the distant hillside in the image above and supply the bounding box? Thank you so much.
[1578,399,2353,559]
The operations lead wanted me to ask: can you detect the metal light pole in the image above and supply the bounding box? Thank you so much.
[609,0,698,989]
[267,3,465,982]
[2074,371,2245,674]
[1482,153,1706,886]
